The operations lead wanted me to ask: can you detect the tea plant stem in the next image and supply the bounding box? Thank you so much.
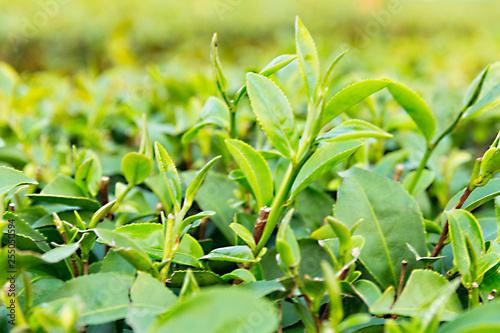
[254,164,299,255]
[430,183,474,258]
[396,261,408,299]
[407,106,468,195]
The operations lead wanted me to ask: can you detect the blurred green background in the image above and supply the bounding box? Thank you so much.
[2,0,500,80]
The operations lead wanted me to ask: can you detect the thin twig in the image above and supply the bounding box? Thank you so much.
[430,184,474,258]
[396,261,408,299]
[198,217,209,240]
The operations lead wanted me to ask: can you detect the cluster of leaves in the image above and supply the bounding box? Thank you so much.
[1,17,500,333]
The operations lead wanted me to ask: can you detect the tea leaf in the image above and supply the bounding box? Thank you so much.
[290,140,363,201]
[201,246,255,263]
[246,72,299,160]
[148,288,278,333]
[336,168,426,288]
[122,152,153,185]
[317,119,392,142]
[48,273,133,325]
[322,78,391,127]
[154,142,182,212]
[226,139,273,208]
[296,16,320,102]
[0,166,38,197]
[387,81,436,142]
[185,155,221,208]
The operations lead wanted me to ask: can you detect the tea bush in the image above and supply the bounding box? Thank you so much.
[1,16,500,333]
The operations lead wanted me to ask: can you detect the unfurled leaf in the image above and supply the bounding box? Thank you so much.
[148,288,278,333]
[246,72,299,159]
[403,169,435,196]
[322,79,391,127]
[122,152,153,185]
[221,269,256,282]
[28,174,100,210]
[201,246,255,263]
[436,301,500,332]
[230,222,256,251]
[0,166,37,197]
[387,81,436,142]
[390,270,462,321]
[41,244,79,263]
[226,139,273,208]
[317,119,392,142]
[336,168,426,288]
[290,141,363,200]
[259,54,297,77]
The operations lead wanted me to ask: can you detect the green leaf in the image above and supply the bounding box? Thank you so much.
[290,141,363,200]
[88,199,117,229]
[259,54,297,77]
[114,223,164,259]
[0,166,37,197]
[322,261,343,328]
[322,78,391,127]
[182,97,230,143]
[179,211,215,232]
[48,273,133,326]
[276,210,300,269]
[463,64,490,109]
[446,179,500,211]
[148,287,278,333]
[185,156,221,208]
[28,174,100,210]
[154,142,182,212]
[3,212,50,252]
[295,16,319,102]
[166,270,225,287]
[350,279,382,308]
[121,152,153,185]
[41,244,80,263]
[127,272,177,333]
[0,62,19,97]
[336,168,426,288]
[200,246,255,263]
[95,228,157,275]
[390,270,462,321]
[246,72,299,160]
[387,81,436,142]
[221,269,256,282]
[211,33,228,94]
[74,158,94,197]
[230,222,256,251]
[226,139,273,208]
[173,234,204,268]
[436,301,500,332]
[464,82,500,119]
[317,119,392,142]
[446,209,485,286]
[476,252,500,281]
[369,286,395,315]
[403,169,435,197]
